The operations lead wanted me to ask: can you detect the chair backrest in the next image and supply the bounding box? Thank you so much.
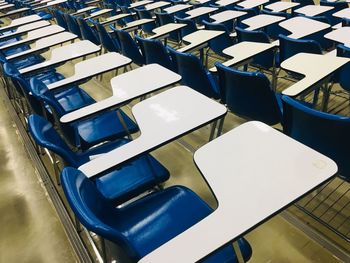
[64,13,82,38]
[135,35,176,71]
[216,62,282,125]
[282,95,350,181]
[202,20,233,55]
[233,6,259,28]
[278,34,322,64]
[114,29,145,65]
[155,11,181,42]
[320,0,347,25]
[28,114,78,167]
[134,8,156,34]
[292,0,314,7]
[174,15,197,38]
[167,47,219,99]
[342,17,350,27]
[335,44,350,92]
[53,9,68,30]
[260,10,291,39]
[77,18,100,45]
[95,23,121,52]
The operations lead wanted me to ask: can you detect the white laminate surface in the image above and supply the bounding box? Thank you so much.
[60,64,181,123]
[0,4,14,11]
[19,40,100,74]
[145,1,171,11]
[78,86,227,177]
[215,0,241,7]
[72,6,98,16]
[324,26,350,46]
[241,14,286,31]
[178,29,224,52]
[129,0,153,8]
[278,16,330,39]
[210,41,276,72]
[147,23,187,39]
[264,1,300,12]
[282,53,350,97]
[84,8,112,19]
[210,10,246,24]
[0,25,64,50]
[33,0,68,10]
[139,121,337,263]
[0,20,50,40]
[333,7,350,19]
[237,0,269,9]
[163,4,191,14]
[185,7,217,19]
[0,7,30,18]
[6,32,77,60]
[100,13,133,25]
[48,52,131,90]
[0,15,41,32]
[294,5,334,17]
[123,18,155,31]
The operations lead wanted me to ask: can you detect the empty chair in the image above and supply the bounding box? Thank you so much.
[278,34,322,65]
[28,114,170,203]
[300,15,332,50]
[174,15,197,38]
[235,26,275,70]
[134,7,157,35]
[114,29,145,66]
[154,11,181,42]
[29,77,138,150]
[216,63,282,125]
[61,167,253,262]
[77,18,100,45]
[233,6,259,28]
[320,0,347,25]
[202,20,234,61]
[282,95,350,182]
[64,13,82,38]
[135,36,176,71]
[335,44,350,93]
[168,48,220,99]
[52,9,68,30]
[260,10,291,39]
[95,23,121,52]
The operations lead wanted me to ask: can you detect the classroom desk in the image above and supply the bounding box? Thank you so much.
[209,41,277,73]
[0,15,42,33]
[0,7,29,19]
[241,14,285,31]
[122,18,155,32]
[333,7,350,19]
[78,86,227,177]
[47,52,132,90]
[60,63,181,123]
[145,1,171,11]
[72,6,98,16]
[0,4,14,12]
[0,25,64,51]
[294,5,334,17]
[215,0,241,7]
[324,26,350,46]
[33,0,68,10]
[210,10,246,24]
[237,0,269,9]
[85,0,102,5]
[129,0,153,9]
[139,121,337,263]
[84,9,112,20]
[278,16,330,39]
[264,1,300,12]
[281,53,349,97]
[178,29,224,53]
[19,40,100,75]
[163,4,191,14]
[185,7,217,19]
[147,23,187,40]
[100,13,133,26]
[6,32,77,61]
[0,20,50,41]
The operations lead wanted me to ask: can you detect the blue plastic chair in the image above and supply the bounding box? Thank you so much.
[202,20,234,59]
[174,15,197,38]
[260,10,291,39]
[320,0,347,26]
[114,29,145,66]
[134,7,157,34]
[77,18,101,45]
[216,62,282,125]
[168,47,220,99]
[64,13,82,38]
[233,6,259,28]
[154,11,181,42]
[61,167,253,262]
[52,9,69,30]
[95,23,121,52]
[235,26,275,69]
[28,114,170,203]
[292,0,314,7]
[135,35,176,71]
[335,44,350,93]
[29,77,139,150]
[282,95,350,182]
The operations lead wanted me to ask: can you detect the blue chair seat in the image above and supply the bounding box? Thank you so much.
[75,109,138,149]
[61,168,253,262]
